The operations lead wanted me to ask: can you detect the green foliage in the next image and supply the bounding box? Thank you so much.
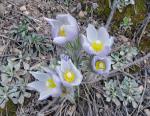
[58,0,72,6]
[103,77,142,108]
[120,77,142,108]
[103,80,122,106]
[0,58,31,108]
[0,100,17,116]
[120,16,133,30]
[1,58,22,84]
[10,20,53,55]
[64,38,83,67]
[111,46,138,69]
[0,86,9,109]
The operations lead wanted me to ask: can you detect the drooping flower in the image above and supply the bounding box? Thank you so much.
[56,57,83,87]
[27,71,62,100]
[81,24,114,56]
[44,14,78,45]
[92,56,111,75]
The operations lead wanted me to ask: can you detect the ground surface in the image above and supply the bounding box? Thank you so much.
[0,0,150,116]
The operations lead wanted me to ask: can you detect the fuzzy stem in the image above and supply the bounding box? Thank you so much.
[105,0,118,29]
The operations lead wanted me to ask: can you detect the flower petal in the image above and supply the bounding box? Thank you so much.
[56,14,77,26]
[56,58,83,87]
[80,34,94,55]
[44,17,60,28]
[27,81,47,92]
[98,27,109,44]
[44,17,61,38]
[92,56,111,75]
[52,74,61,86]
[56,66,67,85]
[56,68,73,87]
[30,71,49,82]
[53,36,68,45]
[61,59,71,72]
[86,24,98,42]
[64,25,78,41]
[41,67,55,74]
[106,36,114,47]
[38,87,62,100]
[95,46,111,56]
[28,79,62,100]
[69,60,83,86]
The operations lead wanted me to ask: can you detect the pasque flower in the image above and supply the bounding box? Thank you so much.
[27,71,62,100]
[81,24,114,56]
[92,56,111,75]
[56,56,83,87]
[45,14,78,45]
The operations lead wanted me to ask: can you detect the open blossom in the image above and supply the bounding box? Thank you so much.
[81,24,114,56]
[92,56,111,75]
[45,14,78,45]
[56,57,83,87]
[27,71,62,100]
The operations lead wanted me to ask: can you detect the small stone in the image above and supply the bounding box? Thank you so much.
[23,11,30,15]
[79,11,85,18]
[118,35,129,42]
[138,85,144,93]
[20,5,27,11]
[144,60,147,64]
[96,93,101,99]
[28,26,33,31]
[36,27,40,31]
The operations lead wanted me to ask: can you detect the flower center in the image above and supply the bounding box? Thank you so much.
[46,79,57,88]
[58,26,66,37]
[91,40,104,52]
[95,60,106,70]
[64,71,75,83]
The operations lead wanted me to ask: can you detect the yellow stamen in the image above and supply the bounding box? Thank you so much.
[46,79,57,88]
[95,60,106,70]
[91,40,104,52]
[58,26,66,37]
[64,71,75,83]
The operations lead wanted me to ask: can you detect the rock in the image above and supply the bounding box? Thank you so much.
[96,93,101,99]
[138,85,144,93]
[78,11,86,18]
[23,11,30,15]
[118,35,129,42]
[20,5,27,11]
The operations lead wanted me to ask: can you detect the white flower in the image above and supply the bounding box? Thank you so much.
[56,57,83,87]
[44,14,79,45]
[91,56,111,75]
[81,24,114,56]
[27,71,62,100]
